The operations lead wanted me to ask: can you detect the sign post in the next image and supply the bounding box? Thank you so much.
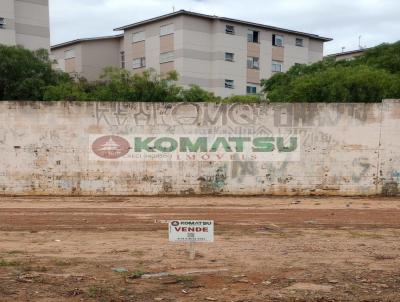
[168,220,214,259]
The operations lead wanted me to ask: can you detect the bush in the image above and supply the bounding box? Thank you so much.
[179,85,220,102]
[222,94,263,103]
[0,45,70,100]
[262,40,400,102]
[44,67,221,102]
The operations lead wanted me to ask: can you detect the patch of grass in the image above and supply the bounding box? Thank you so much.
[175,275,195,283]
[128,270,146,279]
[0,258,20,267]
[87,285,110,298]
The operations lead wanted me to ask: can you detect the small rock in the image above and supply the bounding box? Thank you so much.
[205,298,217,301]
[154,298,164,301]
[262,281,272,286]
[182,289,189,294]
[328,280,339,284]
[236,279,249,283]
[232,274,246,278]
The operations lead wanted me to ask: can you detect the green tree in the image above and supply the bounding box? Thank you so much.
[262,40,400,102]
[0,45,70,100]
[43,67,223,102]
[179,85,219,102]
[355,41,400,74]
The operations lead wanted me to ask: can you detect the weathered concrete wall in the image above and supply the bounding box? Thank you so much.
[0,100,399,196]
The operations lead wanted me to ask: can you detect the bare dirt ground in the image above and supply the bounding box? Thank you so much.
[0,196,400,302]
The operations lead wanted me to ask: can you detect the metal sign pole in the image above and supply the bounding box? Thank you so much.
[189,241,196,260]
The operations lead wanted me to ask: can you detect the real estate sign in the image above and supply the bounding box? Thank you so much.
[89,134,300,162]
[168,220,214,242]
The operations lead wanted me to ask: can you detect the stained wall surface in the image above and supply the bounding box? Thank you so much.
[0,100,399,196]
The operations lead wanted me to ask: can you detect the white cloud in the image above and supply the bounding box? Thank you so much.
[50,0,400,54]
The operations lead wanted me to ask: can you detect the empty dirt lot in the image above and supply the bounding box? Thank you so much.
[0,196,400,302]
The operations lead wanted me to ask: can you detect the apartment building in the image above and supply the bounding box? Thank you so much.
[51,10,331,97]
[51,35,123,81]
[326,48,368,61]
[0,0,50,50]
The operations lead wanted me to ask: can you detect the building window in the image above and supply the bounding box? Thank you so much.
[296,38,304,47]
[247,57,259,69]
[0,17,5,29]
[133,57,145,69]
[272,60,283,73]
[120,51,125,69]
[225,25,235,35]
[64,49,75,59]
[246,84,257,94]
[160,24,174,36]
[225,79,234,89]
[132,31,145,43]
[225,52,234,62]
[247,30,259,43]
[272,34,284,47]
[160,51,174,64]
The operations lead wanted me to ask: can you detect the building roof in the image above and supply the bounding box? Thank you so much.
[51,34,123,50]
[325,48,369,58]
[114,10,332,42]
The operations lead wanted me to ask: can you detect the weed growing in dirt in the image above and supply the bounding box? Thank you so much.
[175,275,195,283]
[128,270,146,279]
[87,285,110,298]
[0,259,20,267]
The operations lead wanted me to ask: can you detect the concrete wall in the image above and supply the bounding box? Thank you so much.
[1,100,399,196]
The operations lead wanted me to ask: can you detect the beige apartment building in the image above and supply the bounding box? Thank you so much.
[51,35,123,80]
[326,48,368,61]
[0,0,50,50]
[51,10,331,96]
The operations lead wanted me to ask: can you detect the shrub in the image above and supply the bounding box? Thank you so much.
[262,40,400,102]
[0,45,70,100]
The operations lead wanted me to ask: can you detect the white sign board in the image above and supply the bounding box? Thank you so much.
[169,220,214,242]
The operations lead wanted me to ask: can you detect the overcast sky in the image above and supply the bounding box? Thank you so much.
[50,0,399,55]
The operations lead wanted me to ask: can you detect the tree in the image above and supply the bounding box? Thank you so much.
[43,67,225,102]
[0,45,70,100]
[179,85,220,102]
[262,41,400,102]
